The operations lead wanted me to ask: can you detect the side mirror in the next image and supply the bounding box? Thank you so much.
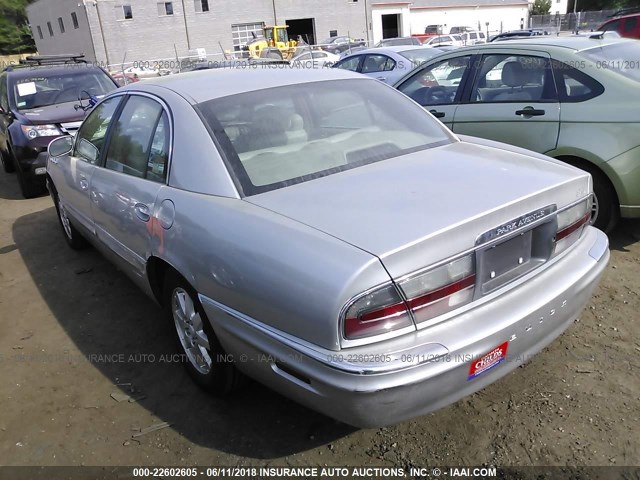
[48,135,73,158]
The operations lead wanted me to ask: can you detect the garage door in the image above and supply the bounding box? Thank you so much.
[232,22,265,51]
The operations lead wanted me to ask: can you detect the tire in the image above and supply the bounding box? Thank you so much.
[1,147,15,173]
[163,270,242,395]
[578,163,619,233]
[53,191,89,250]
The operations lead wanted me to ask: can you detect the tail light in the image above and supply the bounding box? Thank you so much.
[398,254,476,324]
[554,198,591,255]
[343,284,413,340]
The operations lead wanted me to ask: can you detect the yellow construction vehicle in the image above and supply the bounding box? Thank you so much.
[243,25,298,60]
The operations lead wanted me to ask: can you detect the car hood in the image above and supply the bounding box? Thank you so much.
[246,139,590,279]
[19,101,87,124]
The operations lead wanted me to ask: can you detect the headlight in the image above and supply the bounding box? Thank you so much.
[21,124,62,139]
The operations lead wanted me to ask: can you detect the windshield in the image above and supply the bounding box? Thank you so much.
[197,79,452,196]
[579,42,640,82]
[12,68,116,110]
[398,48,442,65]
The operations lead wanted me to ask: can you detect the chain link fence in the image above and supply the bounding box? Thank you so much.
[530,10,617,34]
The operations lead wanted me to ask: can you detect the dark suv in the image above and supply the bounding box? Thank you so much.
[0,55,118,197]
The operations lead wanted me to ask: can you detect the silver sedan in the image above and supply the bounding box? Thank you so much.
[46,68,609,428]
[333,46,444,84]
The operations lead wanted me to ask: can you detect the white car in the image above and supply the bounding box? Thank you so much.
[460,31,487,45]
[423,35,463,47]
[289,50,340,68]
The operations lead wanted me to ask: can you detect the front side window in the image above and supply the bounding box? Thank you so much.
[74,97,122,164]
[624,17,638,32]
[397,56,471,106]
[600,19,620,32]
[197,80,452,196]
[105,96,168,181]
[12,67,117,110]
[471,54,556,103]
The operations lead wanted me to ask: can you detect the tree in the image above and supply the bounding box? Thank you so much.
[0,0,35,55]
[531,0,552,15]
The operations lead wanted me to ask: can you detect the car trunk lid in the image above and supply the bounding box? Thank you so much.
[246,140,590,280]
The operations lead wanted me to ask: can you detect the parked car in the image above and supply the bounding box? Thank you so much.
[333,46,444,84]
[597,13,640,39]
[459,31,487,45]
[0,54,118,197]
[319,36,367,55]
[375,37,422,47]
[111,71,140,86]
[423,34,463,47]
[289,49,340,68]
[449,26,475,34]
[46,67,608,428]
[393,36,640,231]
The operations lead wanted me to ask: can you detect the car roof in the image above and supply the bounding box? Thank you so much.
[456,36,632,52]
[119,68,366,103]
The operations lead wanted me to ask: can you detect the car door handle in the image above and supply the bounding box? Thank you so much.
[79,177,89,190]
[376,76,387,81]
[429,109,446,119]
[134,203,151,222]
[515,108,545,117]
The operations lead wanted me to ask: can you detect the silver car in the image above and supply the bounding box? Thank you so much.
[46,68,609,428]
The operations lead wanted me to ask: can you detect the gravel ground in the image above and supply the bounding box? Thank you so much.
[0,169,638,470]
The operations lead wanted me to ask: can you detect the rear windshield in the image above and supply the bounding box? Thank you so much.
[579,42,640,82]
[11,67,117,110]
[196,79,452,196]
[398,48,443,65]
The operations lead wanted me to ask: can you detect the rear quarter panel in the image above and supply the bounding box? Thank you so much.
[153,186,390,351]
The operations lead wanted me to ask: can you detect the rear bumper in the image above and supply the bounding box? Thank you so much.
[200,226,609,428]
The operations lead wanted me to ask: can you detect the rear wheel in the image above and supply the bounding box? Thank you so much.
[558,157,619,233]
[163,270,242,395]
[53,192,89,250]
[580,164,618,233]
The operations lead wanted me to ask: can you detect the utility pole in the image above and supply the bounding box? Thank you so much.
[181,0,191,49]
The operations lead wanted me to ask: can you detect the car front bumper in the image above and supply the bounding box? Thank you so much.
[200,226,609,428]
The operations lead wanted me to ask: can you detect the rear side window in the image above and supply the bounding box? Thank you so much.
[334,56,362,71]
[552,60,604,102]
[105,96,168,182]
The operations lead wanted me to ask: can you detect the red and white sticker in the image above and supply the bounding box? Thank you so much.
[468,341,509,380]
